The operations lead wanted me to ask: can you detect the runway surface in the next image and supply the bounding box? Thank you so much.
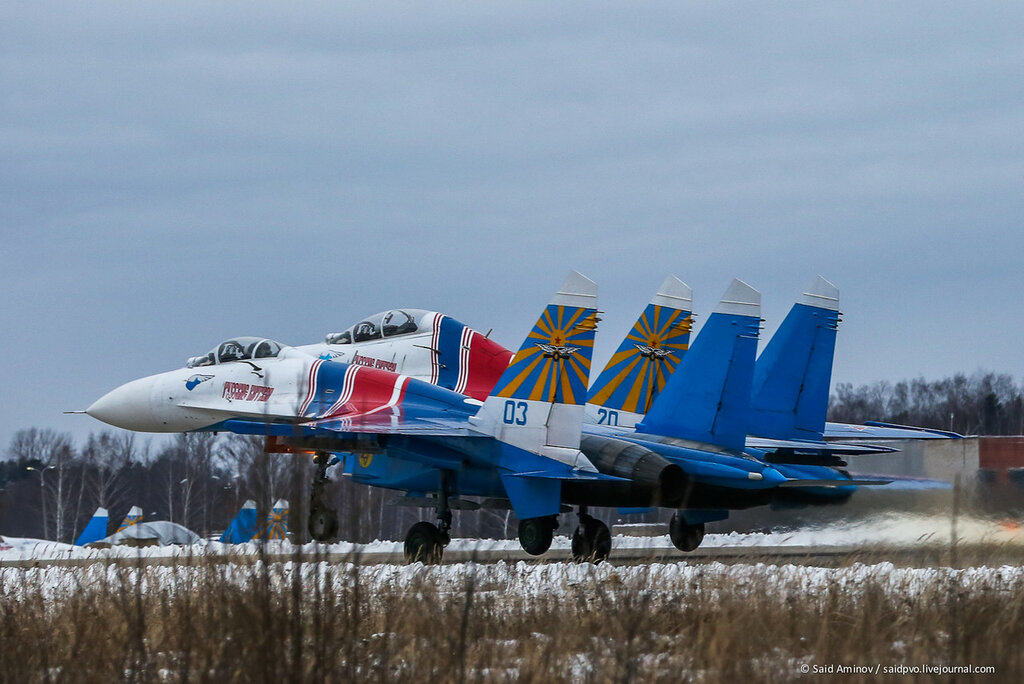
[4,512,1022,569]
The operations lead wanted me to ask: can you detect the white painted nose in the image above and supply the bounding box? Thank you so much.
[87,376,163,431]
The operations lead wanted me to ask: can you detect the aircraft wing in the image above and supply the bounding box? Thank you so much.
[824,421,964,440]
[746,436,899,455]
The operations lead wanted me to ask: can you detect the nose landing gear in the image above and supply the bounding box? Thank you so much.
[403,471,454,564]
[308,452,339,542]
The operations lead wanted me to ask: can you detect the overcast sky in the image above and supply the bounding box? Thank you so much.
[2,2,1022,450]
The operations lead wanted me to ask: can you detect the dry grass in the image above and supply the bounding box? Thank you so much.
[2,548,1023,683]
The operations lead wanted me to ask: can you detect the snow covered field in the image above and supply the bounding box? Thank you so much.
[4,555,1024,602]
[4,517,1021,682]
[3,512,1023,602]
[2,511,1021,565]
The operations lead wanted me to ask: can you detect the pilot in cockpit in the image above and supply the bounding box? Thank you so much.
[218,340,245,363]
[383,310,417,336]
[353,321,377,342]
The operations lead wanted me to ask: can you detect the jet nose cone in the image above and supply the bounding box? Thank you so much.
[87,377,159,431]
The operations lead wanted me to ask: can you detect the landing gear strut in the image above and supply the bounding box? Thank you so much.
[518,516,558,556]
[308,452,339,542]
[403,471,454,564]
[668,512,705,552]
[571,507,611,563]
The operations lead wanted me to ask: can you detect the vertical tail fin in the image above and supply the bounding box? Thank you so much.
[472,271,599,466]
[587,276,693,427]
[748,276,840,441]
[75,507,109,546]
[637,279,761,452]
[218,499,259,543]
[116,505,143,532]
[257,499,290,541]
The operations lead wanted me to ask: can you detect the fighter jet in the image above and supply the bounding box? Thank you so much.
[87,273,876,562]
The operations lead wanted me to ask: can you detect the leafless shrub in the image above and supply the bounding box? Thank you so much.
[2,551,1022,682]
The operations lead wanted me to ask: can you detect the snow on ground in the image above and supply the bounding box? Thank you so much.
[4,557,1024,603]
[2,511,1020,565]
[4,511,1023,601]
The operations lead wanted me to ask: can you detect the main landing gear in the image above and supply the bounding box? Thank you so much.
[403,472,453,564]
[571,507,611,563]
[518,516,558,556]
[308,452,339,542]
[668,511,705,552]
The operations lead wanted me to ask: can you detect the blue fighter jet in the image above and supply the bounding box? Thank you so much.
[87,273,882,562]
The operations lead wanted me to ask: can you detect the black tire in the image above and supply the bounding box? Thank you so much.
[518,517,555,556]
[571,516,611,563]
[307,503,339,542]
[404,521,444,564]
[668,513,705,552]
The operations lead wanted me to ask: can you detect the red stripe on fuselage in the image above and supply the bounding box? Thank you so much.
[321,365,408,419]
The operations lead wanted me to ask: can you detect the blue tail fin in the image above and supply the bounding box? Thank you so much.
[219,499,259,543]
[748,276,839,441]
[587,276,692,427]
[75,507,109,546]
[636,279,761,451]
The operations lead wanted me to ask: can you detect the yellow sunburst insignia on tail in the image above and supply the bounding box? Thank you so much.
[588,277,694,416]
[495,304,598,405]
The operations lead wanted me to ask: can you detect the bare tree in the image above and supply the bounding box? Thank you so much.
[152,433,220,533]
[222,435,292,511]
[830,371,1024,436]
[7,428,75,541]
[81,431,141,510]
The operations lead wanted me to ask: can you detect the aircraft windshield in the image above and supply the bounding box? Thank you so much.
[186,337,284,368]
[325,309,429,345]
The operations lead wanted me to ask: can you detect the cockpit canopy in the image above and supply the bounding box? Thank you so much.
[325,309,431,345]
[187,337,284,368]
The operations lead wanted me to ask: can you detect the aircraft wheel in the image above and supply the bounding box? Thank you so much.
[571,515,611,563]
[668,513,705,552]
[404,521,445,564]
[307,503,339,542]
[518,516,557,556]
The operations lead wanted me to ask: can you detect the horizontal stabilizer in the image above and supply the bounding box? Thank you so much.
[862,421,965,439]
[824,421,964,440]
[747,436,899,456]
